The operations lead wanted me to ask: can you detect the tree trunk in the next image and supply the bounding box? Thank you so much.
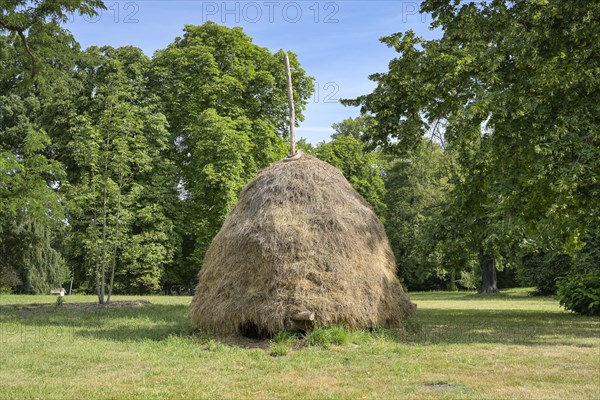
[99,88,116,305]
[107,167,123,305]
[448,270,457,291]
[479,255,499,293]
[94,222,103,304]
[99,176,108,305]
[95,249,101,303]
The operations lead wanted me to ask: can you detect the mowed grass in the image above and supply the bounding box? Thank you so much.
[0,290,598,399]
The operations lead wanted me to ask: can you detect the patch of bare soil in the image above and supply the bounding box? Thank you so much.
[215,335,311,352]
[6,300,151,318]
[217,335,270,349]
[61,300,151,311]
[423,382,457,390]
[17,308,34,318]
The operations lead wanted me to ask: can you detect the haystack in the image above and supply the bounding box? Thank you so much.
[189,154,416,337]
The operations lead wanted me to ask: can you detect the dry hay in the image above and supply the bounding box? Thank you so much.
[189,154,416,337]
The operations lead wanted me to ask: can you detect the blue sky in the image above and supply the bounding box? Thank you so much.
[64,1,439,143]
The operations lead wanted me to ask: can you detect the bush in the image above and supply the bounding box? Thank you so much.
[0,286,13,295]
[456,270,479,291]
[557,274,600,316]
[516,252,571,295]
[0,267,21,294]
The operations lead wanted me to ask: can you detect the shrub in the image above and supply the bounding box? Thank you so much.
[557,274,600,316]
[516,252,571,295]
[456,270,479,291]
[0,267,21,294]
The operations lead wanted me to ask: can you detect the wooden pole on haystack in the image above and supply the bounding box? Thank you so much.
[283,51,296,157]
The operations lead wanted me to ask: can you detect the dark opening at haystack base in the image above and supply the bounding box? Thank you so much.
[189,154,416,338]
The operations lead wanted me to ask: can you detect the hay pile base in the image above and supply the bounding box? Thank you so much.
[189,155,416,337]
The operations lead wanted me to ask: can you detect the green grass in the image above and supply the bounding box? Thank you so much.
[1,290,598,399]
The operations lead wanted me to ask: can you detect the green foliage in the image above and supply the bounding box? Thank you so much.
[557,274,600,316]
[456,271,478,291]
[151,22,313,269]
[0,94,68,293]
[271,330,297,345]
[151,22,314,137]
[0,267,20,293]
[295,137,315,155]
[331,115,376,144]
[315,135,387,217]
[516,253,571,295]
[382,139,453,288]
[55,295,65,306]
[571,229,600,276]
[64,45,175,299]
[0,0,105,27]
[346,0,600,291]
[181,109,264,264]
[516,229,599,295]
[556,229,600,315]
[0,0,105,84]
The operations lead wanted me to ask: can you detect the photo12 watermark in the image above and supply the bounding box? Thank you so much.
[313,81,340,104]
[400,2,428,24]
[201,2,340,24]
[67,1,140,24]
[1,322,76,344]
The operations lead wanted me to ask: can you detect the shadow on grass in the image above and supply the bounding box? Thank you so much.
[400,308,600,346]
[408,291,554,302]
[1,302,598,346]
[0,303,192,342]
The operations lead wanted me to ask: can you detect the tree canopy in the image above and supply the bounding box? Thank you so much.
[345,0,599,294]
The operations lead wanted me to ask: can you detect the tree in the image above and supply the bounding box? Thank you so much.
[345,0,599,293]
[0,94,68,293]
[0,18,84,293]
[382,139,454,290]
[331,115,376,144]
[315,134,387,217]
[295,137,315,155]
[0,0,105,83]
[150,22,314,270]
[65,46,174,302]
[181,109,266,264]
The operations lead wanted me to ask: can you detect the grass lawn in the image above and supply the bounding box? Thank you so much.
[0,289,598,399]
